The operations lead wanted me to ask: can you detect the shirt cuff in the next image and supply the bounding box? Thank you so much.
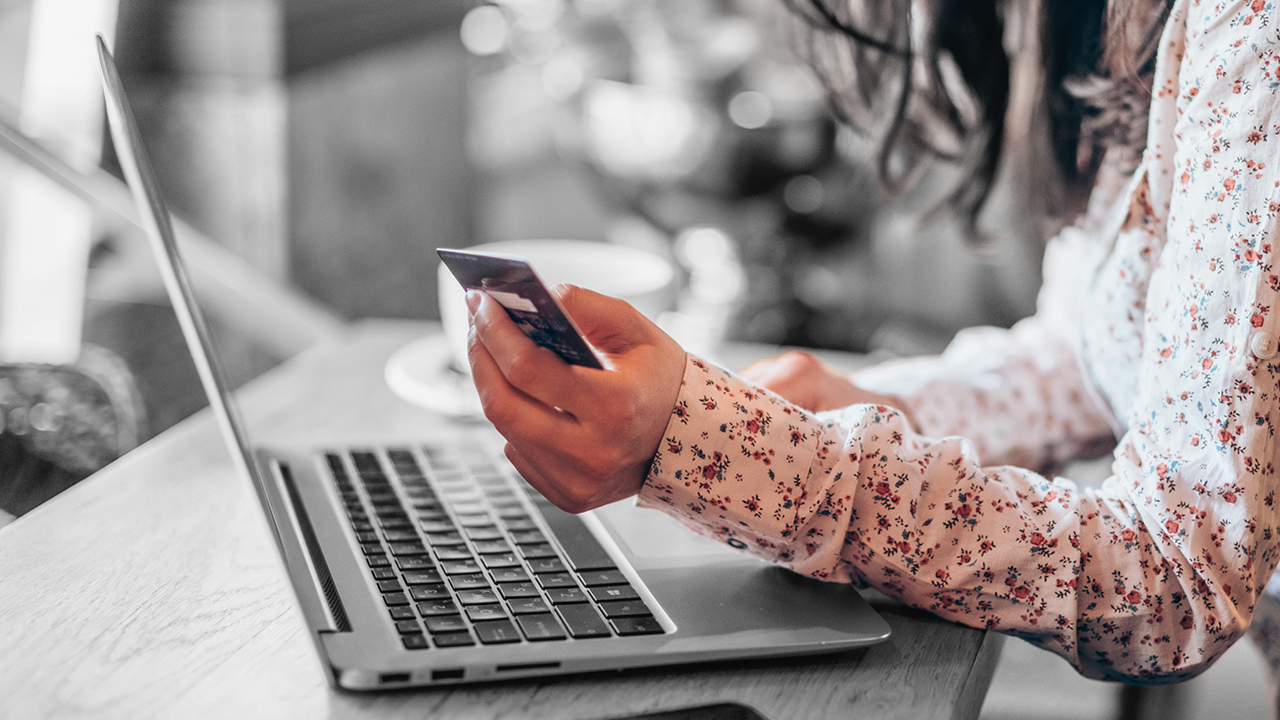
[636,353,823,560]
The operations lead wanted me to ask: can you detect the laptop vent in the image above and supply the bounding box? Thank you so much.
[279,464,352,633]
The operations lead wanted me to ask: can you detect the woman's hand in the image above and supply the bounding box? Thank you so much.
[741,350,908,419]
[466,285,685,513]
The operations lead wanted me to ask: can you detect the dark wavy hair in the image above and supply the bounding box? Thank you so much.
[780,0,1174,239]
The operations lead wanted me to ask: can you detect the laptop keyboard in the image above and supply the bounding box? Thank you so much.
[324,445,665,650]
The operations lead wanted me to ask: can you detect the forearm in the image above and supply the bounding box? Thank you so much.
[640,354,1277,682]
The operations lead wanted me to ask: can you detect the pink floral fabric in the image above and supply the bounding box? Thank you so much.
[638,0,1280,682]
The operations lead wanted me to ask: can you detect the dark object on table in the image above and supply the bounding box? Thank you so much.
[609,703,771,720]
[0,344,145,516]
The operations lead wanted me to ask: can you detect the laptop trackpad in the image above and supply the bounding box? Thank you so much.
[594,499,752,563]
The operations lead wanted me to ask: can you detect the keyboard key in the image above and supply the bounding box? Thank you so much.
[388,606,416,620]
[490,567,531,583]
[518,544,559,560]
[360,542,383,555]
[588,585,640,602]
[474,619,521,645]
[418,519,455,533]
[456,513,493,527]
[557,603,612,639]
[436,480,470,494]
[497,508,531,521]
[396,555,434,571]
[417,599,459,616]
[472,539,512,554]
[498,582,541,599]
[578,569,626,586]
[432,631,475,648]
[425,615,468,633]
[382,592,409,606]
[527,558,566,574]
[325,452,346,473]
[433,546,473,561]
[386,448,418,468]
[448,573,490,590]
[349,451,380,473]
[465,526,504,541]
[510,529,547,545]
[508,597,551,614]
[480,553,521,569]
[355,531,379,543]
[402,633,430,650]
[403,568,442,584]
[389,542,427,556]
[376,580,403,593]
[425,532,464,546]
[516,613,567,641]
[536,572,578,589]
[465,604,508,622]
[452,502,487,515]
[534,499,618,570]
[376,514,412,528]
[456,588,499,605]
[598,600,653,618]
[395,619,422,635]
[444,485,483,499]
[371,567,397,580]
[544,587,588,604]
[410,584,451,601]
[440,559,482,574]
[383,529,421,543]
[366,553,392,567]
[612,616,664,636]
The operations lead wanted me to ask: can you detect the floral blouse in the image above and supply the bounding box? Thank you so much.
[637,0,1280,682]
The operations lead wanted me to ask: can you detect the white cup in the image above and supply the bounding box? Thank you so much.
[437,239,675,373]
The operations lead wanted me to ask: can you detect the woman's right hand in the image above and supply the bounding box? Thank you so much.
[466,285,686,513]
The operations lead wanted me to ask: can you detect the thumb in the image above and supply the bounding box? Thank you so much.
[551,283,655,354]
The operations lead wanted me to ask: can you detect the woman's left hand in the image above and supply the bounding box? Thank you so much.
[466,285,686,513]
[741,350,906,415]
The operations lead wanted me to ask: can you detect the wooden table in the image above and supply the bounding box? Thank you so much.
[0,320,1002,720]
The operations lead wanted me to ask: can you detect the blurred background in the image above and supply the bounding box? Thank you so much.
[0,0,1268,717]
[0,0,1053,513]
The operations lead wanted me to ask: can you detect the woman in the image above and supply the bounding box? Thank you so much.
[465,0,1280,694]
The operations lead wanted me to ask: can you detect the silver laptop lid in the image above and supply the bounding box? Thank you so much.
[95,37,259,488]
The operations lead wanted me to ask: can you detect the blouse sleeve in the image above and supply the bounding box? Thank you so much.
[637,0,1280,683]
[851,221,1121,472]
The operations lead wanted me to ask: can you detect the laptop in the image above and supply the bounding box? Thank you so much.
[95,37,890,690]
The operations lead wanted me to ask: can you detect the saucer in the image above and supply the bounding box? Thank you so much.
[384,335,484,418]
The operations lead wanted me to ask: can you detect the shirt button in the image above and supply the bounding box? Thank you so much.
[1251,331,1278,360]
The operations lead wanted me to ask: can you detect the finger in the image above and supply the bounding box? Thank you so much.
[505,441,624,513]
[467,321,579,442]
[740,356,783,382]
[550,284,655,355]
[501,443,573,510]
[469,290,588,409]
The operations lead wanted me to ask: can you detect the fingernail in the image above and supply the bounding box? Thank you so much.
[465,290,482,316]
